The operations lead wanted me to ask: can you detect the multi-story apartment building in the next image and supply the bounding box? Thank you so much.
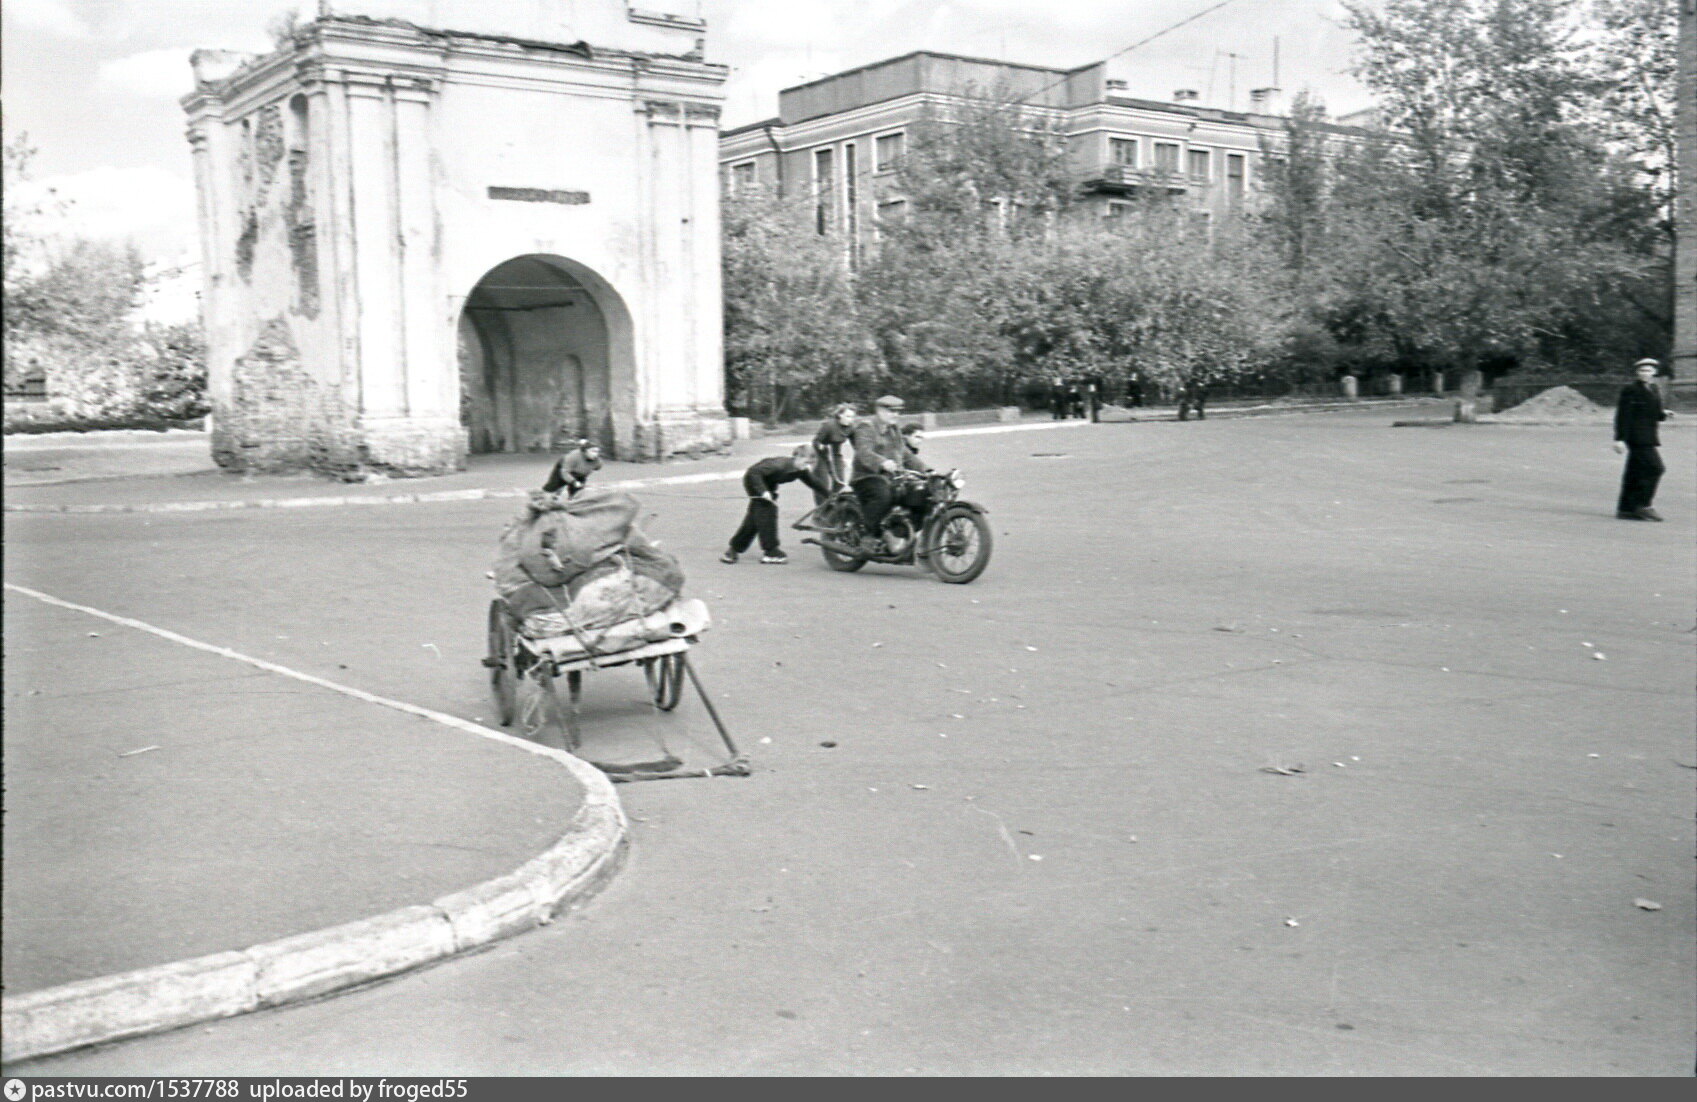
[719,50,1377,246]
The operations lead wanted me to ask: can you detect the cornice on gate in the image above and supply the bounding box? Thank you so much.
[183,16,726,124]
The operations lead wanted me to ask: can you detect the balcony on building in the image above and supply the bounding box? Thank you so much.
[1084,163,1191,196]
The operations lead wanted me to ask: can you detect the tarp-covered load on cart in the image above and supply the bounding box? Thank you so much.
[483,490,746,781]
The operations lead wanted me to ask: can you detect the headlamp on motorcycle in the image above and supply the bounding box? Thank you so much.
[949,471,965,490]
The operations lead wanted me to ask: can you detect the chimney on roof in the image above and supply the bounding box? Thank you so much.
[1173,89,1199,103]
[1249,86,1282,113]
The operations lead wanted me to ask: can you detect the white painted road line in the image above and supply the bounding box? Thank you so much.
[1,581,628,1063]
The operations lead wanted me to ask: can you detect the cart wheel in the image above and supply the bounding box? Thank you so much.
[645,652,685,711]
[486,600,517,727]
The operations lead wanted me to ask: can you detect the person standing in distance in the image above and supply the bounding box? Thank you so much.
[721,445,827,564]
[542,439,602,498]
[1614,358,1669,521]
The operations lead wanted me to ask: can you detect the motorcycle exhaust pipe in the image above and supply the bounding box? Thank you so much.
[803,536,864,557]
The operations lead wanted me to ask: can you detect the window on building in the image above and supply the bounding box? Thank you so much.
[814,147,835,234]
[1109,137,1137,166]
[874,131,905,172]
[877,198,908,225]
[1226,152,1246,203]
[730,161,756,193]
[845,143,859,263]
[1154,142,1180,173]
[1187,148,1210,180]
[1105,200,1135,218]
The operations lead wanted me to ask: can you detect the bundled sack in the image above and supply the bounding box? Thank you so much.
[529,597,712,661]
[491,488,687,642]
[519,556,675,640]
[493,490,640,594]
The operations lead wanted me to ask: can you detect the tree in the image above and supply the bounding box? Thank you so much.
[1299,0,1671,376]
[721,186,872,422]
[1343,0,1597,197]
[4,128,206,419]
[892,81,1076,242]
[992,208,1290,415]
[1584,0,1676,216]
[1260,92,1335,283]
[853,85,1079,408]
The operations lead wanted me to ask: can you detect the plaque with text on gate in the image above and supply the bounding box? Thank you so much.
[488,187,590,205]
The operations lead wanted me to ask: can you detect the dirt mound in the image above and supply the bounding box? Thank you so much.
[1493,385,1609,421]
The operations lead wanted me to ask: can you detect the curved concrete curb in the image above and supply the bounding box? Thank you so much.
[0,745,625,1064]
[0,585,630,1065]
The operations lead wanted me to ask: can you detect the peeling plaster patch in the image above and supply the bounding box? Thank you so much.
[235,211,259,282]
[288,222,319,318]
[253,103,286,199]
[286,149,319,319]
[217,317,353,475]
[238,131,253,195]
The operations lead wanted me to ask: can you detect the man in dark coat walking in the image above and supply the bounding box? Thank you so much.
[1614,358,1670,521]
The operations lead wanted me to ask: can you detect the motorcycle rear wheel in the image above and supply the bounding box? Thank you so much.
[817,497,868,572]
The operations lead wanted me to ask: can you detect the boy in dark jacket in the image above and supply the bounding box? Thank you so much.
[722,445,828,564]
[542,440,602,497]
[1614,358,1670,520]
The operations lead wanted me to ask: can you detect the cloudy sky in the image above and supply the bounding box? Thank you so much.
[2,0,1371,264]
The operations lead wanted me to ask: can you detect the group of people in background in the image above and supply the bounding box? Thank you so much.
[1046,376,1103,421]
[538,354,1674,563]
[1036,375,1160,420]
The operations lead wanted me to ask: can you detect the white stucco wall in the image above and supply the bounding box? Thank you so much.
[185,1,729,475]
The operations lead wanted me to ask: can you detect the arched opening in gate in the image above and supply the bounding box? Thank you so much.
[458,255,632,455]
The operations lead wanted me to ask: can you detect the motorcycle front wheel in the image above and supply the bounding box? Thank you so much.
[926,506,993,584]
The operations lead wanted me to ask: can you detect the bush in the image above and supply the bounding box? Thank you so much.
[3,395,203,429]
[1,321,207,431]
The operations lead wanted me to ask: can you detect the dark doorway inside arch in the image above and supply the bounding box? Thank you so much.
[459,256,612,454]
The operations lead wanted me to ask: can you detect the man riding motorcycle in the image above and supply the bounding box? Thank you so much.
[848,395,929,553]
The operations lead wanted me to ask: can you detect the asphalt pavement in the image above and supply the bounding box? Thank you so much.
[2,595,584,995]
[4,406,1692,1074]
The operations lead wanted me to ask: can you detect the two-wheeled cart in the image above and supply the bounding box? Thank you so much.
[483,599,748,782]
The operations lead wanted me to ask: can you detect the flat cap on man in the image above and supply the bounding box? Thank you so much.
[873,395,905,409]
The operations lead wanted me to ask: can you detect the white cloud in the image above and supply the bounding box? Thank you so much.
[955,0,1134,31]
[97,48,198,98]
[723,49,853,121]
[1,0,93,39]
[17,164,198,254]
[716,0,851,50]
[712,0,913,51]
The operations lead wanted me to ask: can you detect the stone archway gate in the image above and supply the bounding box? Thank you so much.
[184,0,730,476]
